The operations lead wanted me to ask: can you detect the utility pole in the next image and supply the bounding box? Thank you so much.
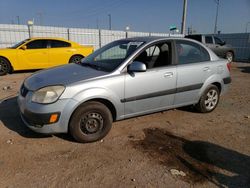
[214,0,220,34]
[245,21,250,33]
[96,18,99,29]
[16,16,20,25]
[37,12,43,26]
[181,0,187,35]
[108,14,111,30]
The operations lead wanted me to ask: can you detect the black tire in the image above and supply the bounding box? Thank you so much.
[195,85,220,113]
[225,51,234,63]
[69,101,113,143]
[0,57,11,76]
[69,55,83,64]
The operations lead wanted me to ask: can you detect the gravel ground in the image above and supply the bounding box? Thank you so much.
[0,63,249,188]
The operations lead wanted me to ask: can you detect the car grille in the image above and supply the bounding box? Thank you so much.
[20,84,29,97]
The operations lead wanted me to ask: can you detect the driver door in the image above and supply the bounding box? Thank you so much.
[123,41,177,118]
[17,39,49,69]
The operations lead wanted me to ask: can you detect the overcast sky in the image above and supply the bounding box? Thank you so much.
[0,0,249,34]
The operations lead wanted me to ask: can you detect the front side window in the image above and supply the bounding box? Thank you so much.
[26,40,48,49]
[134,42,172,69]
[176,41,210,64]
[82,40,144,72]
[49,40,71,48]
[205,36,213,44]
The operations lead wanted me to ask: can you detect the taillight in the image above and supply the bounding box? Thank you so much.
[227,63,231,72]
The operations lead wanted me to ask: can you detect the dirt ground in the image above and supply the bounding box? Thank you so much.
[0,63,249,188]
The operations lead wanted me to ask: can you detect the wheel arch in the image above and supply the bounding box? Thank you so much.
[69,98,117,124]
[211,82,222,94]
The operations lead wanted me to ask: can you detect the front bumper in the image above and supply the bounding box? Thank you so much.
[18,93,78,134]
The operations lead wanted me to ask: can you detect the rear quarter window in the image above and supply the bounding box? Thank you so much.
[50,40,71,48]
[176,40,210,64]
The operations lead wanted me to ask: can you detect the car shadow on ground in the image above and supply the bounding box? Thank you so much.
[0,96,50,138]
[132,128,250,188]
[238,66,250,73]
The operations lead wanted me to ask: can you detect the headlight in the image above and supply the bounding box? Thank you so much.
[32,86,65,104]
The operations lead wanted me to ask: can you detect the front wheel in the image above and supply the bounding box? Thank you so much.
[69,101,113,143]
[195,85,220,113]
[0,57,11,76]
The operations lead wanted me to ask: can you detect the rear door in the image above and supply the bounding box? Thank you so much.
[174,40,212,106]
[48,39,73,67]
[124,40,177,118]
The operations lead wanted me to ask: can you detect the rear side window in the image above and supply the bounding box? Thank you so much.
[176,40,210,64]
[49,40,71,48]
[26,40,48,49]
[205,36,213,44]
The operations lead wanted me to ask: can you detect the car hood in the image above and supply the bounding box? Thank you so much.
[24,63,108,91]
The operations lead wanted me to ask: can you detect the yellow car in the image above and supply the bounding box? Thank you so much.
[0,38,94,75]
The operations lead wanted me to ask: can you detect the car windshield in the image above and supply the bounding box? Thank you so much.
[81,40,144,72]
[10,39,30,49]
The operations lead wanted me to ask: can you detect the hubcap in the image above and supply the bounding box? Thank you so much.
[205,89,218,110]
[80,112,103,134]
[73,56,82,64]
[0,61,7,73]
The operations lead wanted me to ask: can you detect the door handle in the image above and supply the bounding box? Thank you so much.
[203,67,210,72]
[164,72,173,78]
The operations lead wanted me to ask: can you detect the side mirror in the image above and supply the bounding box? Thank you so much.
[221,41,226,45]
[20,45,27,50]
[128,61,146,72]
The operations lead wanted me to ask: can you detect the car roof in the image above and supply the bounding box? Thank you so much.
[29,37,70,41]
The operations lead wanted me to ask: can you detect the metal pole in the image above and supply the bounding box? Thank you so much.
[108,14,111,30]
[16,16,20,25]
[214,0,219,34]
[245,22,250,33]
[99,29,102,48]
[96,18,99,29]
[37,12,43,26]
[28,25,31,38]
[181,0,187,35]
[67,28,70,40]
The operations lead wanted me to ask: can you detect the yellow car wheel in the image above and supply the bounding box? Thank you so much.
[0,57,11,76]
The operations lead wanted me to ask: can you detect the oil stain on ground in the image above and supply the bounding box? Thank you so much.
[131,128,250,187]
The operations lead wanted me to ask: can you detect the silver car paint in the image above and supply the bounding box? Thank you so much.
[18,37,230,134]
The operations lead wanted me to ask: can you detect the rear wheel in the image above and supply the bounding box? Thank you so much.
[69,101,113,143]
[69,55,83,64]
[0,57,11,76]
[225,51,234,63]
[195,85,220,113]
